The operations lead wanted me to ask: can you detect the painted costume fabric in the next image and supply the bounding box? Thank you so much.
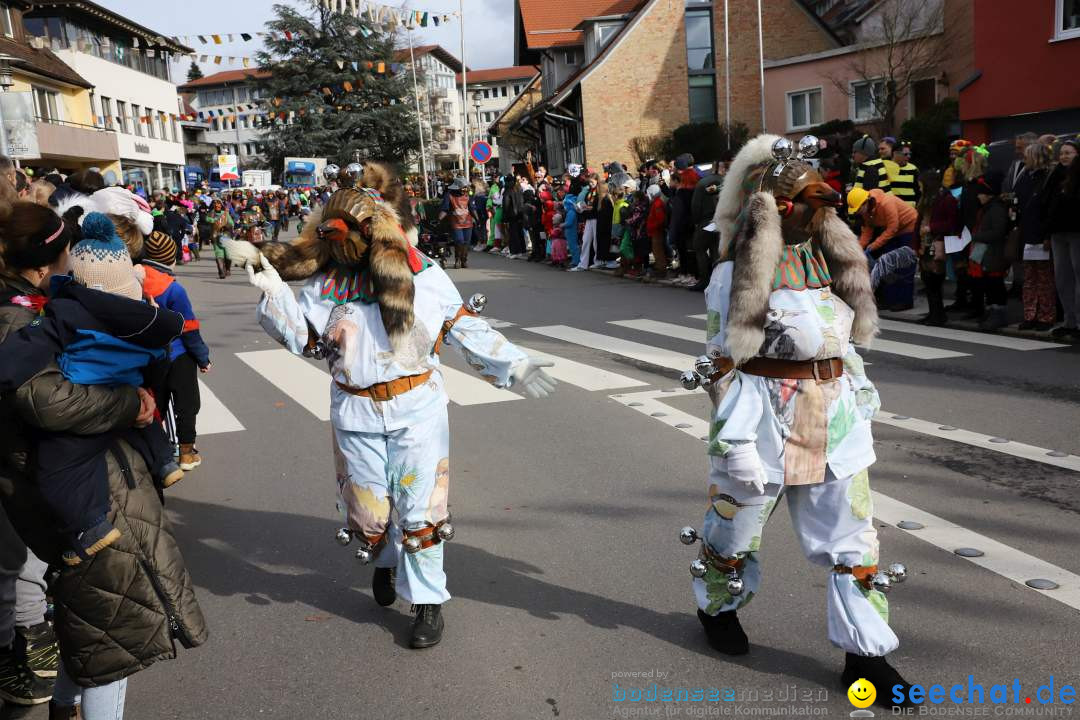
[257,260,528,604]
[695,255,897,657]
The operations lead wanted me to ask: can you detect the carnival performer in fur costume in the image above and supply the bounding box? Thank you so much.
[236,162,556,648]
[678,136,912,705]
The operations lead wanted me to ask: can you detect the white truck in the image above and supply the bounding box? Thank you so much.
[283,157,328,188]
[242,169,273,190]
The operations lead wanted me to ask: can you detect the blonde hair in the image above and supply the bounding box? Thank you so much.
[28,180,56,206]
[1024,142,1052,173]
[109,214,144,260]
[962,151,988,182]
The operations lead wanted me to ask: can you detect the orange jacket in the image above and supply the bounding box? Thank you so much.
[859,189,918,251]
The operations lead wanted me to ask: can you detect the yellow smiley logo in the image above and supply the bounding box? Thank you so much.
[847,678,876,709]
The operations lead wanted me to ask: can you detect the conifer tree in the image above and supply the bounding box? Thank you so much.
[186,60,204,82]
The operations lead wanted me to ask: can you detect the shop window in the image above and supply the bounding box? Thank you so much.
[787,88,822,131]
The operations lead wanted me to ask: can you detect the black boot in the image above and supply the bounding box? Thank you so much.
[372,567,396,607]
[410,604,444,649]
[841,653,914,709]
[697,609,749,655]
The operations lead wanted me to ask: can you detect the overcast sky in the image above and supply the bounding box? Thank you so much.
[94,0,515,80]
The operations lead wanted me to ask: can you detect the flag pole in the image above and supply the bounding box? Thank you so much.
[407,26,431,200]
[459,0,469,179]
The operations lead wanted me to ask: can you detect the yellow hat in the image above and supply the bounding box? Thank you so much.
[847,187,869,215]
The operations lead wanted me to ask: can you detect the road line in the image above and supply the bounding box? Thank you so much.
[878,319,1065,351]
[237,350,331,421]
[687,314,708,321]
[609,318,703,344]
[873,413,1080,472]
[195,379,245,435]
[613,387,1080,610]
[438,365,521,405]
[524,325,695,372]
[872,493,1080,610]
[515,345,647,391]
[624,318,967,361]
[856,338,969,360]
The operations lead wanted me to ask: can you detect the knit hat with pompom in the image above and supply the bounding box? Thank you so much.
[69,212,143,301]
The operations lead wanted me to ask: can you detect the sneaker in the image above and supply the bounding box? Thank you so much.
[1051,326,1077,340]
[160,461,184,489]
[567,266,587,272]
[500,248,511,256]
[179,444,202,471]
[410,604,444,649]
[0,639,54,706]
[604,260,620,269]
[589,263,605,269]
[62,520,122,566]
[16,623,58,679]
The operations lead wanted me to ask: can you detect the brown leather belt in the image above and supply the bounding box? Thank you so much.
[336,370,434,402]
[711,356,843,381]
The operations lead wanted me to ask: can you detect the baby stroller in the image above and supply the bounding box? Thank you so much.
[417,217,451,269]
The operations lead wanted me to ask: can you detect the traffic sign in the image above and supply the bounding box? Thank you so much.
[470,141,492,165]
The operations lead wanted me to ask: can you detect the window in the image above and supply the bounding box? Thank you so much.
[563,50,577,65]
[500,86,507,97]
[909,78,937,117]
[851,79,885,122]
[685,8,714,71]
[513,84,522,95]
[787,88,822,131]
[116,100,128,133]
[597,22,621,50]
[1,5,13,37]
[1056,0,1080,39]
[132,103,142,136]
[100,96,113,129]
[145,109,156,138]
[32,87,61,122]
[688,75,717,123]
[211,117,219,131]
[172,117,179,142]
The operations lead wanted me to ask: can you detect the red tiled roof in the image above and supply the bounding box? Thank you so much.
[518,0,640,49]
[456,65,537,84]
[178,68,271,90]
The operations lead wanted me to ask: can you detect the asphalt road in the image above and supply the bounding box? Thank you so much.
[6,238,1080,719]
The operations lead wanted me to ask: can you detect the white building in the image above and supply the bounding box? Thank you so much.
[23,0,192,192]
[179,68,270,169]
[395,44,463,171]
[457,65,538,168]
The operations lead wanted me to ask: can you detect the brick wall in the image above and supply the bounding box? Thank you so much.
[715,0,837,133]
[579,0,690,169]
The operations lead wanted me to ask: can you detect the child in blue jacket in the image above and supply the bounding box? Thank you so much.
[562,184,580,268]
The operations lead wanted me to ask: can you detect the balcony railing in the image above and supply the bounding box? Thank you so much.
[35,116,117,134]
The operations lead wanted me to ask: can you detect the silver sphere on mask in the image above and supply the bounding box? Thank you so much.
[726,575,745,596]
[689,559,708,578]
[323,163,340,180]
[887,562,907,583]
[335,528,352,546]
[679,526,699,545]
[436,523,455,542]
[797,135,820,159]
[467,293,487,313]
[345,162,364,180]
[771,138,794,162]
[680,370,701,391]
[403,536,422,554]
[871,572,892,593]
[694,355,714,378]
[355,546,374,564]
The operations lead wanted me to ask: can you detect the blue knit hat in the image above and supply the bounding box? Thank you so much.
[70,212,142,301]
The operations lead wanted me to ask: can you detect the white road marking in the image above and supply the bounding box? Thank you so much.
[609,318,703,344]
[195,379,245,435]
[237,350,331,420]
[877,319,1066,351]
[524,325,695,372]
[612,387,1080,610]
[516,345,647,391]
[438,365,521,405]
[856,338,970,360]
[484,317,516,329]
[872,493,1080,610]
[687,314,708,321]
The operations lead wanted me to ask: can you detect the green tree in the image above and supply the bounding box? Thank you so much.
[899,98,958,171]
[255,1,419,181]
[186,60,204,82]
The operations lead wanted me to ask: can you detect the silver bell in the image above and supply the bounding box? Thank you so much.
[771,137,794,162]
[797,135,820,159]
[345,162,364,180]
[689,559,708,579]
[323,163,340,180]
[679,526,699,545]
[355,546,374,564]
[403,535,422,554]
[886,562,907,583]
[680,370,701,391]
[693,355,714,377]
[871,572,892,593]
[335,528,352,546]
[436,522,455,542]
[726,574,744,596]
[466,293,487,313]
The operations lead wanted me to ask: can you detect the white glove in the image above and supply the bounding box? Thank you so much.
[723,443,768,495]
[513,356,557,399]
[246,254,284,296]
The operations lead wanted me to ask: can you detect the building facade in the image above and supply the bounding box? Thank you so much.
[178,68,271,171]
[0,0,119,177]
[23,0,190,192]
[458,65,537,168]
[396,44,464,172]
